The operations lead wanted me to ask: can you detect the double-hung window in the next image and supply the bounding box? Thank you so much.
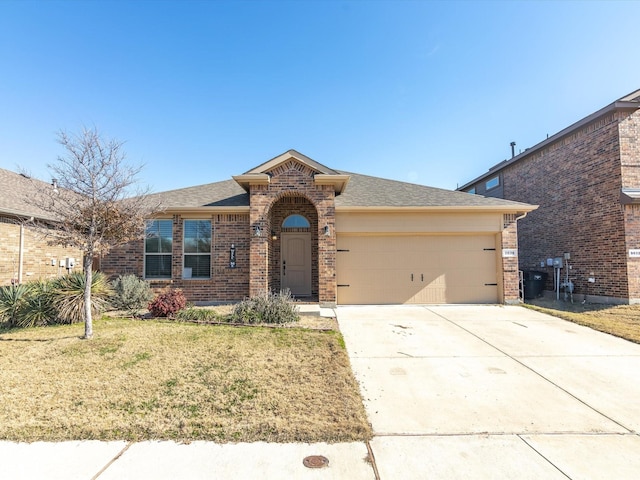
[183,220,211,279]
[145,220,173,279]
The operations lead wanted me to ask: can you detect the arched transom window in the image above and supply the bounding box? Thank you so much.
[282,214,310,228]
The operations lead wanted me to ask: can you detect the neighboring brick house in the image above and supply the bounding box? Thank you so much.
[102,150,535,306]
[458,89,640,304]
[0,168,83,285]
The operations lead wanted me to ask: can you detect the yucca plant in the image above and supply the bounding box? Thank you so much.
[52,272,114,324]
[15,279,57,328]
[0,283,32,326]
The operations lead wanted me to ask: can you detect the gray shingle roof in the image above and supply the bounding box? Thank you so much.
[146,179,249,209]
[334,171,532,209]
[146,169,532,211]
[0,168,57,220]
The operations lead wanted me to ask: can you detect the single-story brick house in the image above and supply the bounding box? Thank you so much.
[457,89,640,304]
[0,168,83,285]
[102,150,535,306]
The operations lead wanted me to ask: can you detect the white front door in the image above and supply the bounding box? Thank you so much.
[281,233,312,296]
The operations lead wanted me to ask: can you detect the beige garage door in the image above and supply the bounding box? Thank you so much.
[336,235,498,304]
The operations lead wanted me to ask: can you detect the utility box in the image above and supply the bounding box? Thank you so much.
[65,257,75,269]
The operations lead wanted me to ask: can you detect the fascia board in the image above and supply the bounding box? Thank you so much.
[314,174,351,194]
[336,205,538,214]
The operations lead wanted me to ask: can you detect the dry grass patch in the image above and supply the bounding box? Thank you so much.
[0,317,371,443]
[523,298,640,344]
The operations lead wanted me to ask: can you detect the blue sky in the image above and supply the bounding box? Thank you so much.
[2,0,640,193]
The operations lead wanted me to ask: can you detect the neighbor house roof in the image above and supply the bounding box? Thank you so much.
[458,88,640,191]
[0,168,58,221]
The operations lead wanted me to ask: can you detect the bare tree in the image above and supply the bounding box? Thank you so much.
[31,127,160,339]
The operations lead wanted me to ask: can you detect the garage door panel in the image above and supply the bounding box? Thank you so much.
[337,235,498,304]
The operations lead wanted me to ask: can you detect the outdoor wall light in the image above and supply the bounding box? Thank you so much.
[271,230,278,240]
[324,224,331,236]
[254,225,262,237]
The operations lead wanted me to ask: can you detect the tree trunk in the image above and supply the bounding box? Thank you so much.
[83,255,93,339]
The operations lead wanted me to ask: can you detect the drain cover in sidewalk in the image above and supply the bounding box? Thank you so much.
[303,455,329,468]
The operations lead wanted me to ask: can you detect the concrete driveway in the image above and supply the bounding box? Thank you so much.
[337,305,640,480]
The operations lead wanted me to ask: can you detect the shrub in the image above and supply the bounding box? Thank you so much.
[111,274,154,314]
[175,307,220,323]
[148,289,187,317]
[230,289,299,324]
[0,283,32,326]
[17,280,57,328]
[53,271,114,324]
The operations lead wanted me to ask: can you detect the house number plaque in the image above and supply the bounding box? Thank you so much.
[230,244,236,268]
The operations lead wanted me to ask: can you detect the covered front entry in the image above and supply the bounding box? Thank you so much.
[336,234,499,304]
[281,232,312,296]
[268,197,319,299]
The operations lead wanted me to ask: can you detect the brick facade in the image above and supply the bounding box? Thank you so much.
[0,217,84,285]
[102,159,337,305]
[101,213,251,302]
[248,160,336,306]
[462,104,640,304]
[501,214,521,303]
[100,151,524,306]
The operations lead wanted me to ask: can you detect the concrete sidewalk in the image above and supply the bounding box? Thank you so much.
[0,441,375,479]
[338,305,640,480]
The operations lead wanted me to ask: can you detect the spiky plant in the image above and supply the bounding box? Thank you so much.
[53,272,113,324]
[0,283,32,326]
[16,279,57,328]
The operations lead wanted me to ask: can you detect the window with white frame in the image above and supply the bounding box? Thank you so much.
[183,220,211,279]
[145,220,173,279]
[485,176,500,190]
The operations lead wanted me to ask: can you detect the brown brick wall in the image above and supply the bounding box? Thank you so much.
[620,110,640,301]
[249,160,336,305]
[500,214,521,303]
[0,218,84,285]
[502,111,632,301]
[101,213,251,302]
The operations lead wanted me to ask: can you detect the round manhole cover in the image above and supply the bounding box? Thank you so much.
[303,455,329,468]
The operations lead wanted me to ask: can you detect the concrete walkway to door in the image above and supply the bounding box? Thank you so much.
[337,305,640,480]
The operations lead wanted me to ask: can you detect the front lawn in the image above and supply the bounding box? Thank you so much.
[0,317,372,443]
[523,298,640,344]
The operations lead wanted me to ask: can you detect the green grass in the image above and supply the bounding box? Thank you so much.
[0,317,372,443]
[523,301,640,344]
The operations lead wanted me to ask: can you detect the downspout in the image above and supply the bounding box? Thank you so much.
[18,223,25,284]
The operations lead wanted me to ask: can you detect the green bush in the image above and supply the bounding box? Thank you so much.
[148,289,187,317]
[17,280,56,328]
[175,307,220,323]
[53,271,113,324]
[230,290,299,324]
[111,274,153,314]
[0,283,32,327]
